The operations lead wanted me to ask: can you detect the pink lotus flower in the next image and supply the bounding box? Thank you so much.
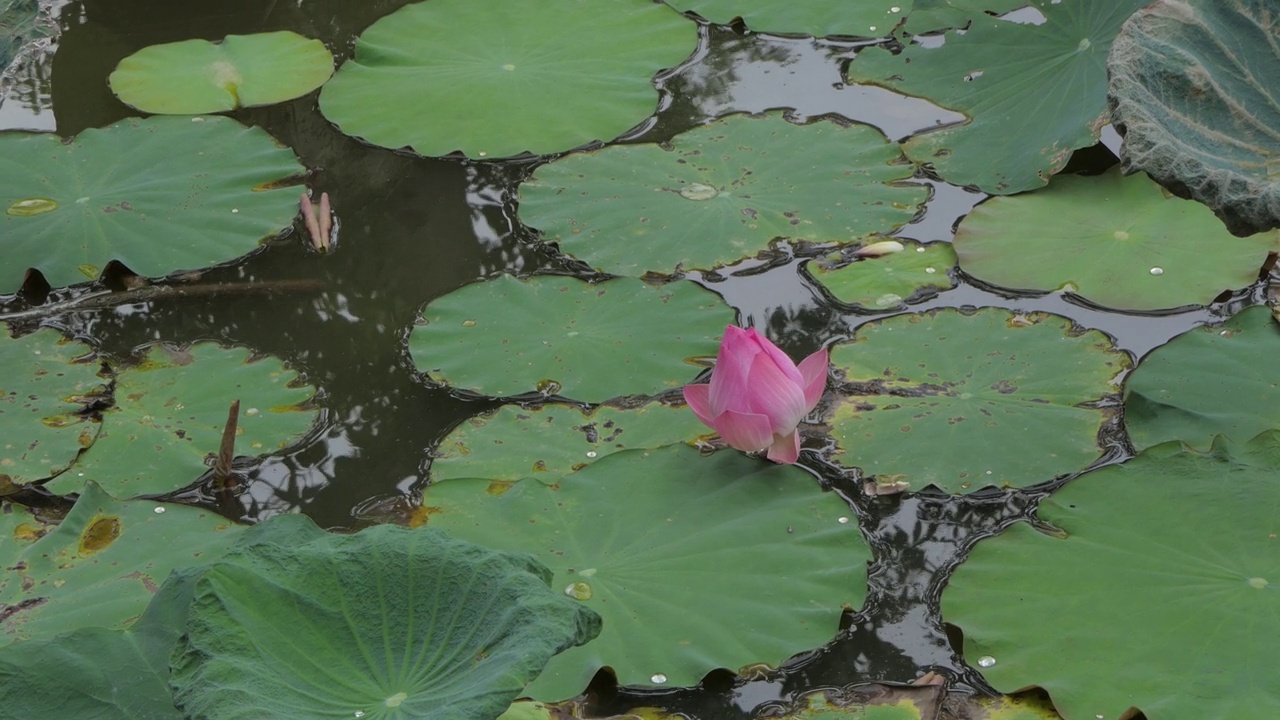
[683,325,829,464]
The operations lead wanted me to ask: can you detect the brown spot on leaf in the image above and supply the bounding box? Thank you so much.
[79,515,121,555]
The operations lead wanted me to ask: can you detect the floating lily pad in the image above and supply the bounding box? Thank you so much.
[0,480,245,646]
[0,115,304,291]
[953,169,1277,311]
[518,113,927,276]
[319,0,694,158]
[1109,0,1280,236]
[1125,306,1280,452]
[429,403,710,486]
[828,308,1130,493]
[422,444,868,701]
[170,516,600,720]
[807,240,957,310]
[665,1,1024,38]
[0,328,104,487]
[108,32,333,114]
[845,0,1149,193]
[944,432,1280,720]
[47,342,318,497]
[409,275,732,402]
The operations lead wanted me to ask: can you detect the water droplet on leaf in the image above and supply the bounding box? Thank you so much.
[650,673,668,684]
[680,183,718,201]
[7,197,58,217]
[977,655,996,667]
[564,581,593,600]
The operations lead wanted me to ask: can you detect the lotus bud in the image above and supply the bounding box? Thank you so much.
[682,325,829,465]
[853,240,905,258]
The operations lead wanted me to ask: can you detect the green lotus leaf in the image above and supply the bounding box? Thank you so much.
[47,342,319,497]
[664,1,1024,38]
[169,515,600,720]
[828,308,1130,493]
[0,480,245,646]
[408,275,732,402]
[807,240,957,310]
[318,0,694,158]
[1125,306,1280,452]
[422,444,868,701]
[108,31,333,114]
[953,169,1278,311]
[429,403,710,487]
[0,328,104,487]
[1109,0,1280,236]
[0,115,304,291]
[845,0,1149,194]
[943,432,1280,720]
[518,113,927,276]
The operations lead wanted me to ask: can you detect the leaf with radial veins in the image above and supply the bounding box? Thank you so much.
[664,0,1025,38]
[319,0,695,158]
[108,32,333,114]
[47,343,319,497]
[828,308,1130,493]
[845,0,1149,193]
[0,481,246,647]
[953,168,1278,311]
[0,115,303,291]
[807,240,957,310]
[409,275,732,402]
[944,432,1280,720]
[0,328,104,487]
[429,403,711,486]
[1109,0,1280,236]
[423,444,868,701]
[1125,306,1280,452]
[518,113,926,276]
[169,515,600,720]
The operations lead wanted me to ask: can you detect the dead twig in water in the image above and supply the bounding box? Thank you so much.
[211,399,240,492]
[0,278,325,322]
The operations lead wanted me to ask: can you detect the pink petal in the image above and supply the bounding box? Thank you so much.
[745,327,803,384]
[712,408,775,453]
[744,351,808,434]
[797,347,829,409]
[765,431,801,464]
[682,383,715,428]
[709,327,758,415]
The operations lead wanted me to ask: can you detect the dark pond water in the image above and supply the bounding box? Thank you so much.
[0,0,1255,715]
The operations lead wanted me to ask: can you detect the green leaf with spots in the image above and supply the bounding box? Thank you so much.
[518,113,927,276]
[953,169,1278,311]
[1109,0,1280,236]
[429,403,711,486]
[108,32,332,114]
[168,516,600,720]
[807,240,957,310]
[409,275,733,402]
[664,1,1024,38]
[0,115,304,291]
[47,343,319,497]
[319,0,694,158]
[845,0,1149,193]
[1125,306,1280,452]
[423,444,868,701]
[0,480,245,647]
[944,432,1280,720]
[828,308,1130,493]
[0,328,104,488]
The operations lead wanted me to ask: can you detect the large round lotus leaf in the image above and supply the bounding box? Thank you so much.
[47,342,318,497]
[665,1,1024,38]
[828,308,1130,493]
[422,444,868,701]
[807,241,957,310]
[409,275,732,402]
[430,403,710,487]
[1109,0,1280,236]
[318,0,694,158]
[0,328,104,486]
[108,32,333,114]
[1125,306,1280,453]
[944,432,1280,720]
[0,480,245,646]
[0,115,304,291]
[845,0,1149,194]
[518,113,927,276]
[169,516,600,720]
[953,169,1278,311]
